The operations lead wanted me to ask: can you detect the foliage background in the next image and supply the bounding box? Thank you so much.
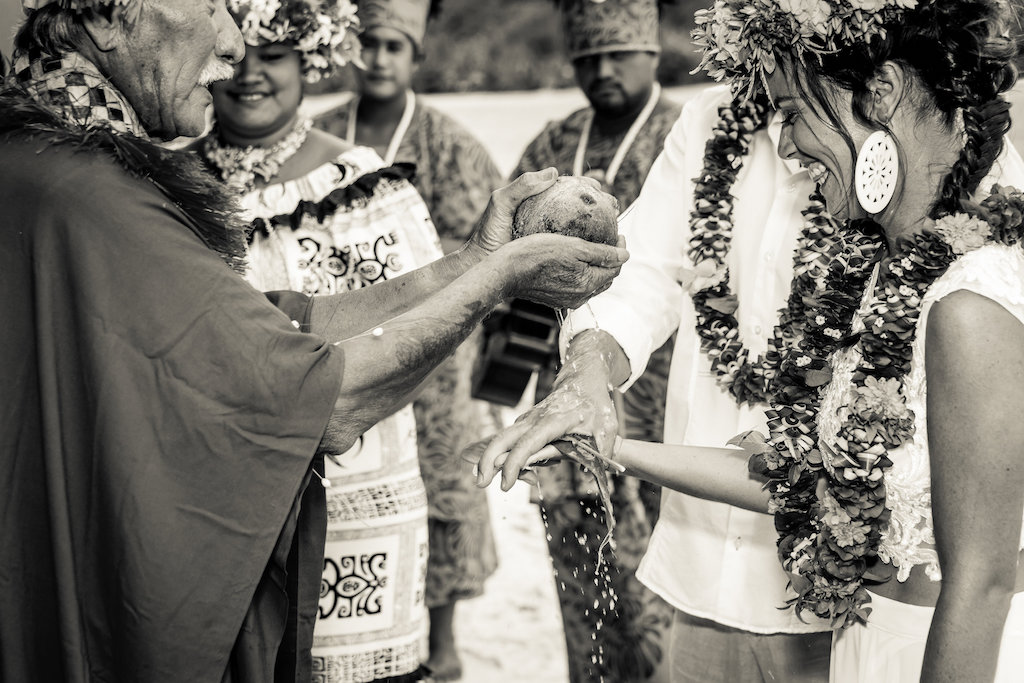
[309,0,711,95]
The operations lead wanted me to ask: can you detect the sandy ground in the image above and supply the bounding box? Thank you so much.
[452,480,570,683]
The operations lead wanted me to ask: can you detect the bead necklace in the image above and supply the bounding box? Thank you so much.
[203,117,314,193]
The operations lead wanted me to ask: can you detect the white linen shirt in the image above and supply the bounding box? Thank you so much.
[562,84,1024,634]
[561,84,827,633]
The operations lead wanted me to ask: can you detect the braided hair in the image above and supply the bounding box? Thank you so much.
[795,0,1018,219]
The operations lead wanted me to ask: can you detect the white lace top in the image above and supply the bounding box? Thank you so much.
[818,243,1024,582]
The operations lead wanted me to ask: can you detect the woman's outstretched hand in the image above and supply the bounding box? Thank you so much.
[467,334,621,491]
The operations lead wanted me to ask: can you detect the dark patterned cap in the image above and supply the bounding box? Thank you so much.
[559,0,661,61]
[359,0,431,51]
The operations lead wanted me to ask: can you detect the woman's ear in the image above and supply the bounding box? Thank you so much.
[864,61,907,125]
[80,1,141,52]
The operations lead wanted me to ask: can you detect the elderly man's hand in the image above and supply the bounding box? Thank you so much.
[466,168,558,255]
[468,341,620,491]
[492,231,628,309]
[467,168,606,255]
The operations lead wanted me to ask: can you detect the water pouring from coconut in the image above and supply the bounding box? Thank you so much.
[465,174,628,559]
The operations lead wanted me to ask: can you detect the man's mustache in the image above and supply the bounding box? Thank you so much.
[588,79,622,93]
[198,60,237,87]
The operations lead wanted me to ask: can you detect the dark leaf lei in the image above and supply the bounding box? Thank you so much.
[688,98,1024,627]
[687,97,856,405]
[755,189,1024,627]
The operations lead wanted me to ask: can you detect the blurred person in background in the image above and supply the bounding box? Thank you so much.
[506,1,680,680]
[316,1,504,679]
[196,0,443,679]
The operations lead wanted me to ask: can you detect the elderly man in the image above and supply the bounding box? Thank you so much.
[0,0,627,681]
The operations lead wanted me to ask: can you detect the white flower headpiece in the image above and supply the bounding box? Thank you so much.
[22,0,132,13]
[692,0,923,99]
[227,0,362,83]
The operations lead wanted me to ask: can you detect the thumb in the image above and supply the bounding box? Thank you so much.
[493,167,558,220]
[580,242,630,268]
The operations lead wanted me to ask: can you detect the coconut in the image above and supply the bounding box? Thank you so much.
[511,175,620,246]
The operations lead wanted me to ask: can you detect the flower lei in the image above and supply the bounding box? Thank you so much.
[687,93,1024,627]
[202,117,313,193]
[752,187,1024,627]
[687,96,850,405]
[692,0,924,98]
[227,0,362,83]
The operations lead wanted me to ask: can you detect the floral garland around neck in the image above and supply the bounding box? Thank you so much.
[750,185,1024,628]
[203,118,313,193]
[686,97,854,406]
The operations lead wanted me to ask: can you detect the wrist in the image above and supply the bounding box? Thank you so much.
[569,329,630,387]
[453,239,489,272]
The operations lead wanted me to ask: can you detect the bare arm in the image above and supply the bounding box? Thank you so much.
[614,439,770,513]
[921,290,1024,683]
[314,171,629,452]
[474,327,769,512]
[307,241,487,341]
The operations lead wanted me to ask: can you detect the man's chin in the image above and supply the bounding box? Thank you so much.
[586,92,627,116]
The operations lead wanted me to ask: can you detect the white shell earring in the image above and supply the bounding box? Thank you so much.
[855,130,899,214]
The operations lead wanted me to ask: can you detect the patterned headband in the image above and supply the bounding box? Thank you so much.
[22,0,132,12]
[560,0,661,60]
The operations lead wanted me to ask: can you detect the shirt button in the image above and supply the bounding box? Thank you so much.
[763,252,774,263]
[734,537,743,550]
[291,320,301,329]
[754,325,762,335]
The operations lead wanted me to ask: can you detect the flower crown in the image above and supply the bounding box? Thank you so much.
[22,0,132,12]
[228,0,362,83]
[692,0,924,99]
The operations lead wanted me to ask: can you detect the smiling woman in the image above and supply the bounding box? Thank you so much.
[194,2,449,680]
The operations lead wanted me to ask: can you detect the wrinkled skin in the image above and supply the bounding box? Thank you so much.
[469,331,622,490]
[465,173,627,309]
[84,0,244,140]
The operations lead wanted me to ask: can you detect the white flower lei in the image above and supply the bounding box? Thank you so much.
[202,118,313,193]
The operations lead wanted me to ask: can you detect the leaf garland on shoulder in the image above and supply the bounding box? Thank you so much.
[0,88,248,273]
[754,186,1024,628]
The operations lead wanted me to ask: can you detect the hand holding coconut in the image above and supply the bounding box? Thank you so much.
[511,175,621,246]
[464,169,628,309]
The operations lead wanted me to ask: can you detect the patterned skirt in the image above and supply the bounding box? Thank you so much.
[414,332,498,608]
[312,407,429,683]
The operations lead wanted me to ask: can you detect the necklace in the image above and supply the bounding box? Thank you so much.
[686,97,848,406]
[345,89,416,165]
[203,117,314,193]
[573,82,661,188]
[754,191,1024,628]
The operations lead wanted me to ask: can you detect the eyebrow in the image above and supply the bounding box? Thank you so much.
[774,96,797,107]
